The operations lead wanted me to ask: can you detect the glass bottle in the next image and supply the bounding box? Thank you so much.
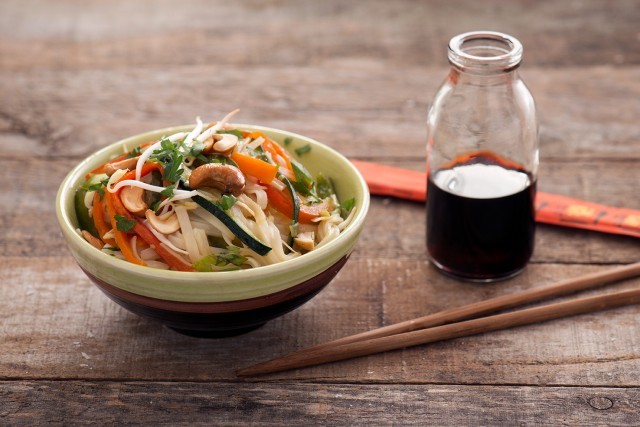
[425,31,538,282]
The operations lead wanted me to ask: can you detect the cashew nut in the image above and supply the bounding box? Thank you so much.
[145,209,180,234]
[104,156,140,176]
[188,163,245,196]
[120,186,148,217]
[203,133,238,154]
[81,230,104,250]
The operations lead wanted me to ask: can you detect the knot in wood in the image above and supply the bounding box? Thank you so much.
[588,396,613,410]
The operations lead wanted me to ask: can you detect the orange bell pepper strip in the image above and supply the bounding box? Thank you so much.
[264,185,328,224]
[231,151,278,183]
[92,192,116,247]
[105,191,147,267]
[248,131,294,176]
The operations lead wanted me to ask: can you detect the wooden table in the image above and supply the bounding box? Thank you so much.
[2,0,640,424]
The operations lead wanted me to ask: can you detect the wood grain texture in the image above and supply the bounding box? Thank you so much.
[1,0,639,72]
[2,381,640,426]
[2,0,640,424]
[1,66,639,161]
[3,258,640,386]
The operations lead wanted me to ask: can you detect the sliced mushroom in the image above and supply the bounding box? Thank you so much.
[81,230,104,250]
[203,133,238,155]
[145,209,180,234]
[294,231,315,252]
[188,163,245,196]
[104,156,140,176]
[120,186,148,217]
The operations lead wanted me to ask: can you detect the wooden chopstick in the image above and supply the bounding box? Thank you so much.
[237,262,640,376]
[293,261,640,355]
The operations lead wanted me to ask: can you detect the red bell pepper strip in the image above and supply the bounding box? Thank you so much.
[264,185,328,224]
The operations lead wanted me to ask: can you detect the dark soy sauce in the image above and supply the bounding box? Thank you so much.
[426,156,536,281]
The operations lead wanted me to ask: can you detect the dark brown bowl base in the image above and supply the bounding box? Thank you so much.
[81,255,348,338]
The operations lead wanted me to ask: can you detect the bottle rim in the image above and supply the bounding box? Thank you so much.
[448,31,523,72]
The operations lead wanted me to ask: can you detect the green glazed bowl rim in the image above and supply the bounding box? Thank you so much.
[56,124,369,302]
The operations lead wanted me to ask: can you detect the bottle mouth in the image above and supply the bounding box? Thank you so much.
[448,31,523,72]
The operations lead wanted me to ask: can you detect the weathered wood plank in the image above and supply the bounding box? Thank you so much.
[1,66,639,161]
[1,381,639,426]
[2,257,640,386]
[1,0,639,72]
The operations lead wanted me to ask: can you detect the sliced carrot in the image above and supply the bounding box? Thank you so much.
[92,192,116,246]
[231,151,278,183]
[105,191,147,267]
[264,185,328,224]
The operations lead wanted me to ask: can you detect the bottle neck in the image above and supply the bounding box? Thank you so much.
[448,31,523,76]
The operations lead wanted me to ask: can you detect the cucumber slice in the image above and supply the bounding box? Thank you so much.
[192,195,272,256]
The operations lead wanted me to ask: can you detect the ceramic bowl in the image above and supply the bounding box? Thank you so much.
[56,124,369,337]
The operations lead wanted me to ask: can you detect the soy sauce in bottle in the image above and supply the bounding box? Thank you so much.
[426,32,539,282]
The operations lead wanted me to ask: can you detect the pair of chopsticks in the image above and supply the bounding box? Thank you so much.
[237,261,640,377]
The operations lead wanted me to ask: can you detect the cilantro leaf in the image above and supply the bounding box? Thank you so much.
[294,144,311,156]
[150,200,162,213]
[160,184,175,198]
[193,250,247,271]
[216,194,237,211]
[150,138,184,183]
[340,198,355,218]
[188,140,205,158]
[84,181,107,197]
[283,137,293,147]
[163,152,184,183]
[290,159,314,192]
[316,173,335,199]
[114,214,137,232]
[217,129,244,139]
[127,146,142,158]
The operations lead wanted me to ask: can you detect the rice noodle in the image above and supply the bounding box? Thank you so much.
[175,205,201,263]
[130,235,140,261]
[145,260,170,270]
[141,219,189,255]
[139,247,160,260]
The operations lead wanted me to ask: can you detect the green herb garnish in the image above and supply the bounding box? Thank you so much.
[216,194,237,211]
[127,146,142,158]
[114,214,137,232]
[340,197,355,218]
[217,129,244,139]
[150,138,184,183]
[283,137,293,147]
[294,144,311,156]
[193,249,247,271]
[160,184,175,198]
[315,174,335,199]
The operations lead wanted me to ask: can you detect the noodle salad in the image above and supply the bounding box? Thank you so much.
[75,110,356,272]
